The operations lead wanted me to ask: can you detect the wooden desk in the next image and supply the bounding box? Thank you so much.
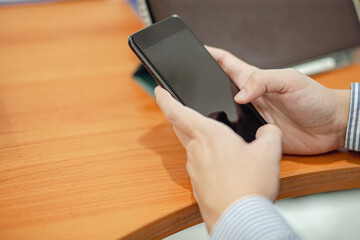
[0,1,359,239]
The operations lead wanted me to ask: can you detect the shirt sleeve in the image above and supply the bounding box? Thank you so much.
[345,82,360,151]
[210,196,301,240]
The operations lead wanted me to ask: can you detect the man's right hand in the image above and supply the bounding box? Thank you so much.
[207,46,350,155]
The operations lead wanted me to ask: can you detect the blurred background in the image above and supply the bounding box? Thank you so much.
[1,1,360,240]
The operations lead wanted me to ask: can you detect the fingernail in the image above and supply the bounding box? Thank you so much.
[235,89,247,101]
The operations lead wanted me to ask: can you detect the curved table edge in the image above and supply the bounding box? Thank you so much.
[121,165,360,240]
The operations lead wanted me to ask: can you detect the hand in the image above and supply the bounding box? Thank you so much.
[155,86,282,232]
[207,46,350,155]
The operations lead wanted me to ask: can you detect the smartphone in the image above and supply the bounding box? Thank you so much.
[128,15,266,142]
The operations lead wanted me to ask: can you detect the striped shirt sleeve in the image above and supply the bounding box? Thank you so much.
[345,82,360,151]
[210,196,301,240]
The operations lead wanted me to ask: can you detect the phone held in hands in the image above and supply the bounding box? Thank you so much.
[128,15,266,142]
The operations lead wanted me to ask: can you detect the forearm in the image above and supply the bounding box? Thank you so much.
[210,196,301,240]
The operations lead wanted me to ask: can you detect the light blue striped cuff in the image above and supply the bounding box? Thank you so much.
[210,196,300,240]
[345,83,360,151]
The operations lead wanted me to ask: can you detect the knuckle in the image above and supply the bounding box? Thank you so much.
[249,70,264,86]
[198,128,216,144]
[267,123,280,133]
[257,124,282,143]
[165,110,177,124]
[186,140,198,153]
[266,125,283,142]
[266,124,278,131]
[194,122,212,139]
[285,68,300,76]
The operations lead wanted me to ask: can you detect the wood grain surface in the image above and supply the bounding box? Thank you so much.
[0,1,359,239]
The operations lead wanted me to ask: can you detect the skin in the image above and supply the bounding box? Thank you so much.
[154,46,350,233]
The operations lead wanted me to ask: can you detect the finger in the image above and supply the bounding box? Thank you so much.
[205,45,254,80]
[253,124,283,161]
[154,86,211,137]
[234,69,296,104]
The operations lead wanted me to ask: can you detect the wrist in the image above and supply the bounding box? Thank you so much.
[203,197,246,233]
[332,89,350,148]
[203,200,233,233]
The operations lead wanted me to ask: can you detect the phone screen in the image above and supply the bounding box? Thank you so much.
[142,28,237,121]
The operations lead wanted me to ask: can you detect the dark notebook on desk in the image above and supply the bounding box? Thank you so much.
[145,0,360,69]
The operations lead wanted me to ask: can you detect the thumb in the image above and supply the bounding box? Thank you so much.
[234,69,297,104]
[254,124,283,159]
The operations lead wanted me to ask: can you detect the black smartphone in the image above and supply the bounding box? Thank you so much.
[128,15,266,142]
